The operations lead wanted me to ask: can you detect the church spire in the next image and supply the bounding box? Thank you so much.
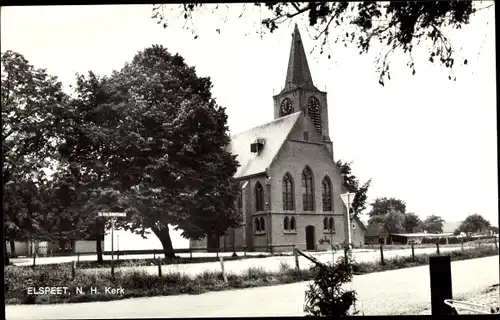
[282,24,318,93]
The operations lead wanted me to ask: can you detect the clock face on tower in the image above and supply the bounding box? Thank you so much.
[280,98,293,116]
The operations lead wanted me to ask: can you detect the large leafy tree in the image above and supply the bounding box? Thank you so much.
[152,2,494,85]
[368,197,406,217]
[455,213,491,235]
[368,207,405,234]
[97,45,242,258]
[55,71,127,262]
[421,214,445,233]
[403,212,422,233]
[335,160,371,220]
[2,50,67,265]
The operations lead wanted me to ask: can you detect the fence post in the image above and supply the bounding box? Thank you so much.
[494,236,498,250]
[77,252,80,263]
[294,248,300,278]
[380,243,385,265]
[429,256,455,315]
[190,250,193,260]
[436,241,440,255]
[72,261,76,280]
[243,245,247,257]
[411,242,415,262]
[219,256,228,283]
[461,238,464,252]
[343,246,348,265]
[157,257,162,278]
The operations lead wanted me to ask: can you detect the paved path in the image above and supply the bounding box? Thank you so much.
[82,246,481,278]
[6,256,499,319]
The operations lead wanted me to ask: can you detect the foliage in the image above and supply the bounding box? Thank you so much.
[421,214,445,233]
[2,50,68,264]
[335,160,371,219]
[455,213,492,235]
[368,197,406,217]
[304,256,359,316]
[403,212,423,233]
[152,2,494,85]
[89,45,242,257]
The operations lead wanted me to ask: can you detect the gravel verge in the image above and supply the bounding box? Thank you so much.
[415,284,500,315]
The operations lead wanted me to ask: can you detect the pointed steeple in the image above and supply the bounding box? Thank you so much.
[281,24,318,94]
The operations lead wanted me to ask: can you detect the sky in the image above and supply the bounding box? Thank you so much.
[1,4,497,248]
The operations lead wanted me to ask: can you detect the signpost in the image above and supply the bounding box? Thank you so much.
[341,193,356,252]
[97,212,126,279]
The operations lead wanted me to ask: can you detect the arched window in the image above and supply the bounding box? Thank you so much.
[329,218,335,232]
[255,182,264,212]
[323,217,328,230]
[260,217,265,231]
[322,176,332,211]
[282,173,294,210]
[307,96,321,134]
[290,217,296,231]
[284,216,289,231]
[302,166,314,211]
[254,218,260,232]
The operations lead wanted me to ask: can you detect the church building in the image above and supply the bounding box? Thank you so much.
[190,25,366,252]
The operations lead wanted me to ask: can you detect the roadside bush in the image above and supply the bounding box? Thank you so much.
[304,256,360,316]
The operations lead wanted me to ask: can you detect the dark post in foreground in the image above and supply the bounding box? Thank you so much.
[429,256,456,315]
[411,242,415,261]
[72,261,76,280]
[436,241,440,255]
[294,248,300,278]
[379,244,385,265]
[157,257,162,277]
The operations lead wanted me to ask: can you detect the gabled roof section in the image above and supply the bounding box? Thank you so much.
[365,222,390,237]
[229,112,302,178]
[353,216,368,232]
[280,24,320,94]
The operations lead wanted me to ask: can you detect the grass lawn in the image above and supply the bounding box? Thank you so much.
[5,245,498,305]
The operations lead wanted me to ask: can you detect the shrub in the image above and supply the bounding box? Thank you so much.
[304,256,360,316]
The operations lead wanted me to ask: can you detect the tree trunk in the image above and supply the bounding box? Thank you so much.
[96,237,103,263]
[152,226,176,259]
[9,241,17,258]
[4,240,10,266]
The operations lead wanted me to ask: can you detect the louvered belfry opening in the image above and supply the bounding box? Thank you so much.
[307,96,321,135]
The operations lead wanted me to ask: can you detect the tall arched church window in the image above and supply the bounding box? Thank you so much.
[280,98,293,117]
[302,166,314,211]
[307,96,321,134]
[282,173,294,210]
[290,217,296,231]
[255,182,264,212]
[322,176,332,211]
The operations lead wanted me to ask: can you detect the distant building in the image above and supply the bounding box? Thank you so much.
[190,25,366,253]
[364,222,391,245]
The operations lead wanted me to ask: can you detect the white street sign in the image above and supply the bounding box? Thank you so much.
[98,212,126,217]
[341,193,356,206]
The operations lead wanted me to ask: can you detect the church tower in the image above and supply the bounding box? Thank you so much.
[273,24,331,144]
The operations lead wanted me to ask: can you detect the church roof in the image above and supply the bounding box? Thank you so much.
[229,112,302,178]
[280,24,320,95]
